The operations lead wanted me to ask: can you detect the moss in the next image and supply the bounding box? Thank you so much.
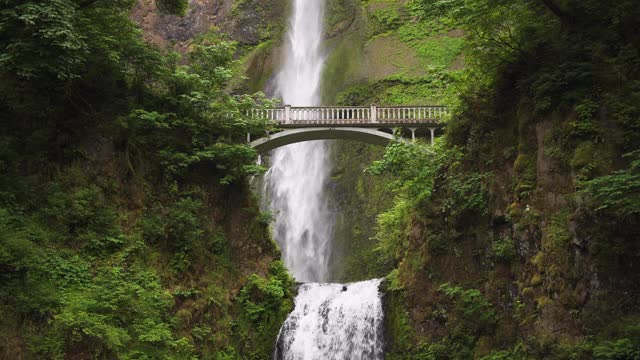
[239,40,279,92]
[327,141,394,282]
[321,30,365,103]
[521,287,535,299]
[369,5,404,35]
[513,153,537,198]
[410,35,465,69]
[326,0,358,35]
[474,336,494,359]
[530,274,542,287]
[544,210,572,262]
[383,289,414,354]
[230,0,287,44]
[514,153,534,174]
[531,251,545,270]
[322,0,463,104]
[536,296,553,310]
[507,201,523,220]
[570,141,595,170]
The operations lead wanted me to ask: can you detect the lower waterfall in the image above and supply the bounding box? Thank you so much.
[274,279,385,360]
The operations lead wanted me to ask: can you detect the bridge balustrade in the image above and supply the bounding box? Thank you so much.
[246,105,448,124]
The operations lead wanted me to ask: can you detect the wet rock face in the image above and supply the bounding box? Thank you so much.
[131,0,286,50]
[132,0,226,49]
[228,0,282,45]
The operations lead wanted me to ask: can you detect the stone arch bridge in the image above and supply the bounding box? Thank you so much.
[246,105,447,152]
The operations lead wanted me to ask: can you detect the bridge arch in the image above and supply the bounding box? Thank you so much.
[249,127,396,153]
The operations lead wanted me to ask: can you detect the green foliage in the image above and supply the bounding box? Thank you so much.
[384,289,415,355]
[571,141,595,171]
[45,267,188,358]
[397,284,498,359]
[0,1,286,358]
[440,169,490,217]
[374,198,412,265]
[336,73,454,106]
[396,22,465,69]
[369,141,489,218]
[45,184,123,253]
[491,235,516,263]
[0,0,87,80]
[427,231,449,255]
[411,337,477,360]
[235,261,294,357]
[367,142,444,267]
[480,350,518,360]
[438,283,496,327]
[368,142,441,205]
[239,261,294,323]
[119,42,272,185]
[569,100,604,141]
[407,0,470,21]
[381,0,640,358]
[371,7,403,34]
[513,153,536,199]
[545,210,572,255]
[385,268,402,291]
[592,339,640,360]
[578,151,640,218]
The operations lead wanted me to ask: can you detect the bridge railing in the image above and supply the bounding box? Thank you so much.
[246,105,448,124]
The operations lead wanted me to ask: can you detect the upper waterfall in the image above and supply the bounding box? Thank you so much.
[276,0,325,105]
[263,0,333,283]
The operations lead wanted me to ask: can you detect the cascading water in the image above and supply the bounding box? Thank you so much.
[274,279,385,360]
[263,0,332,283]
[263,0,384,358]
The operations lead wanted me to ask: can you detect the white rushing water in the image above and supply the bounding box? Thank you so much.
[263,0,332,283]
[264,0,385,358]
[274,279,385,360]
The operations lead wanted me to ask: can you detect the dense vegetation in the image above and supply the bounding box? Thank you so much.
[2,0,640,358]
[0,1,292,358]
[342,0,640,358]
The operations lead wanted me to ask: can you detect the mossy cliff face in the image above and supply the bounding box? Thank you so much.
[322,0,464,105]
[132,0,288,94]
[381,100,640,359]
[371,17,640,353]
[132,0,287,49]
[326,141,394,282]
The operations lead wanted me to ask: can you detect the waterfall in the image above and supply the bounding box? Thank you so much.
[263,0,332,283]
[263,0,385,358]
[274,279,385,360]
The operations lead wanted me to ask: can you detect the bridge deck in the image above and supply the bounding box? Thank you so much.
[247,106,447,127]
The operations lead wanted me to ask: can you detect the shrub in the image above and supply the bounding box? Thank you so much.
[578,150,640,218]
[491,236,516,262]
[592,338,640,359]
[438,283,496,328]
[371,7,403,33]
[239,261,294,323]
